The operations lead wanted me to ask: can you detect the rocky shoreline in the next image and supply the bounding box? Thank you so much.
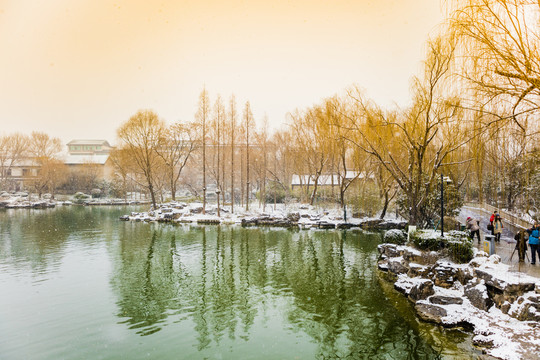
[378,242,540,360]
[120,202,408,230]
[0,196,148,209]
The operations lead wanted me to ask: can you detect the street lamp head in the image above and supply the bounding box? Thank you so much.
[442,176,452,184]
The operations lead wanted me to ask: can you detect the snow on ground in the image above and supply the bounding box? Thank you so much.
[124,201,407,229]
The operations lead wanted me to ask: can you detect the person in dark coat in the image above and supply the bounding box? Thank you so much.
[514,230,528,262]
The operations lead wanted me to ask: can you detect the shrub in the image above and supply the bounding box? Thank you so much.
[446,230,470,241]
[73,192,90,204]
[91,188,102,198]
[444,230,473,262]
[410,229,473,263]
[263,183,287,204]
[446,239,474,263]
[383,229,407,245]
[410,230,443,251]
[74,192,90,199]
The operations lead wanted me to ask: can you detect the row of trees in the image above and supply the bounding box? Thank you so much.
[113,110,197,207]
[0,132,65,197]
[285,0,540,224]
[0,0,509,224]
[448,0,540,213]
[115,0,540,225]
[114,90,264,213]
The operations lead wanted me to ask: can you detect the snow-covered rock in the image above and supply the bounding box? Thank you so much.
[123,201,408,230]
[464,280,492,311]
[379,241,540,359]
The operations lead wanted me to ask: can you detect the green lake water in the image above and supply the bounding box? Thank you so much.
[0,206,478,359]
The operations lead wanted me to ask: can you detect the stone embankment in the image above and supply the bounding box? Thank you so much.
[120,202,408,230]
[378,243,540,360]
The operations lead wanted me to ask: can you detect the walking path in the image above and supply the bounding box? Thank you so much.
[459,205,540,278]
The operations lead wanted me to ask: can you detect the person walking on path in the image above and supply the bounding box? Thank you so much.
[466,216,481,243]
[493,213,504,242]
[526,223,540,265]
[489,211,496,235]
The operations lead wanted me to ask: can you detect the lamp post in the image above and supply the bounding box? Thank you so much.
[440,174,444,237]
[440,174,452,237]
[216,188,221,217]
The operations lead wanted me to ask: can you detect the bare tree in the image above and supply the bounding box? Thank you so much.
[155,122,198,201]
[243,101,254,211]
[213,96,225,216]
[28,131,62,159]
[324,98,362,210]
[196,88,211,214]
[345,36,468,226]
[267,130,294,202]
[289,107,331,205]
[254,116,269,210]
[0,133,29,190]
[117,109,165,208]
[229,95,238,213]
[109,148,138,201]
[451,0,540,133]
[26,132,63,197]
[29,157,68,198]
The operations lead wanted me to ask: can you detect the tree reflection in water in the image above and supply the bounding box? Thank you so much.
[111,225,442,358]
[0,206,121,275]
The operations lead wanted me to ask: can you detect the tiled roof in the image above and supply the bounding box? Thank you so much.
[67,140,111,146]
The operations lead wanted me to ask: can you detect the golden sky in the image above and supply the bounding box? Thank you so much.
[0,0,444,144]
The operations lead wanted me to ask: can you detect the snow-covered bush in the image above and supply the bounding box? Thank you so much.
[446,238,474,263]
[410,229,473,263]
[91,188,102,198]
[383,229,407,245]
[410,230,442,251]
[73,192,90,204]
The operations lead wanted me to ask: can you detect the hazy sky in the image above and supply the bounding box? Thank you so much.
[0,0,445,145]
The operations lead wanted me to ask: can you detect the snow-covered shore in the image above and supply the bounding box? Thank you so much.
[121,201,408,230]
[379,243,540,360]
[0,193,147,208]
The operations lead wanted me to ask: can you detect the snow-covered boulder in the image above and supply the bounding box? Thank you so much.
[508,292,540,322]
[464,280,492,311]
[432,261,458,288]
[388,256,409,275]
[408,279,435,302]
[415,303,447,324]
[429,294,463,305]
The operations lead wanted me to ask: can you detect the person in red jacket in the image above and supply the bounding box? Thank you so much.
[489,211,497,235]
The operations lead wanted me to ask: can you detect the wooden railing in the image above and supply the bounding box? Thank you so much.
[464,202,534,229]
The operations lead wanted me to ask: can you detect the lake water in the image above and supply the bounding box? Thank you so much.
[0,206,477,359]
